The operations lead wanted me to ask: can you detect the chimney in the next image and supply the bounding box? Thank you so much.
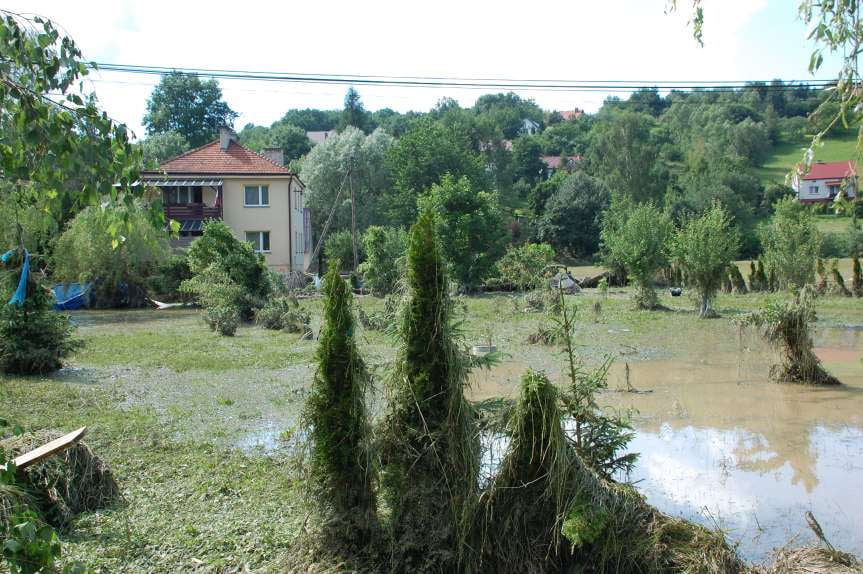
[219,126,238,151]
[261,147,284,166]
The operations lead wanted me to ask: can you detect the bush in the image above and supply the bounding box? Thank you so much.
[359,226,407,296]
[181,267,245,336]
[820,231,848,258]
[255,295,311,334]
[760,197,821,290]
[600,201,674,309]
[324,230,365,273]
[495,243,555,291]
[52,203,168,308]
[0,250,81,374]
[185,221,270,319]
[204,305,240,337]
[420,174,508,290]
[147,250,192,301]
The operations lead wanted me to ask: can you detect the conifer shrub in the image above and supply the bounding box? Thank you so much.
[830,260,852,296]
[0,249,81,375]
[478,369,743,574]
[303,266,376,547]
[379,210,479,572]
[728,264,748,294]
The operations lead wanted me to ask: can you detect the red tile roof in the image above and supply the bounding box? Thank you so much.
[146,140,294,176]
[542,155,583,169]
[801,161,856,181]
[559,109,584,121]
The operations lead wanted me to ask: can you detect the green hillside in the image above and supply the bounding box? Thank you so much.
[756,128,860,185]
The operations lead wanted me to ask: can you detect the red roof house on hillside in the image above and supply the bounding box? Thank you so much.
[793,160,857,204]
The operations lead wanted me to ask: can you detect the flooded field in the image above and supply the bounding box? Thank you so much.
[471,316,863,563]
[5,292,861,570]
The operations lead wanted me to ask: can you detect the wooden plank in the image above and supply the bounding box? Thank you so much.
[3,427,88,471]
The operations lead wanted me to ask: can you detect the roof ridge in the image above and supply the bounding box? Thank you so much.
[239,141,294,174]
[158,139,219,168]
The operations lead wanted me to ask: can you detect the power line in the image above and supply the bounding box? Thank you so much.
[88,62,835,93]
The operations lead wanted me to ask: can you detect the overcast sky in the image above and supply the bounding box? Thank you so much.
[7,0,842,140]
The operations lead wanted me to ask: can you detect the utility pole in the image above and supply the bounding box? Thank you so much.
[349,156,358,273]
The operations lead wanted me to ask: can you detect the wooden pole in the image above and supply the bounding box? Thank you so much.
[349,156,358,273]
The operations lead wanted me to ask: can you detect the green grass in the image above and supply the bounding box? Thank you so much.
[756,128,860,186]
[72,309,317,371]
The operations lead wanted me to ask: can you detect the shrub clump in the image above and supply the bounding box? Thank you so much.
[495,242,555,291]
[255,294,311,335]
[183,220,271,321]
[359,225,407,296]
[0,249,81,375]
[52,202,168,308]
[742,287,840,385]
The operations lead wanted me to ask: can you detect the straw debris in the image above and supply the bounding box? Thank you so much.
[0,430,119,529]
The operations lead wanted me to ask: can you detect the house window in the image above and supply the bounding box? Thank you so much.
[245,231,271,253]
[244,185,269,207]
[808,185,819,195]
[164,186,202,204]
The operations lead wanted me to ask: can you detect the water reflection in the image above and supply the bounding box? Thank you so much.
[624,424,863,562]
[470,323,863,563]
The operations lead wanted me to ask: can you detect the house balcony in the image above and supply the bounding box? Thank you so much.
[164,203,222,222]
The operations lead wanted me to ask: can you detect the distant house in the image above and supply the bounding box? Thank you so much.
[521,118,541,135]
[142,127,308,272]
[306,130,336,145]
[558,108,584,121]
[793,160,858,204]
[542,155,582,178]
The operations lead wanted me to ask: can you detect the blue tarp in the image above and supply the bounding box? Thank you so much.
[1,249,29,306]
[52,283,91,311]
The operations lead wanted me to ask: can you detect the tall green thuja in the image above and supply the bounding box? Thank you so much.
[381,209,479,571]
[304,265,375,539]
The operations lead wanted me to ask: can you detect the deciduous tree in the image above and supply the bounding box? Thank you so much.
[143,72,238,147]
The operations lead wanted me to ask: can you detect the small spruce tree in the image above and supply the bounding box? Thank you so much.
[0,247,81,374]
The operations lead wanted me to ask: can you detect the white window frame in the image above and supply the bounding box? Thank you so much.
[245,231,271,253]
[244,185,270,207]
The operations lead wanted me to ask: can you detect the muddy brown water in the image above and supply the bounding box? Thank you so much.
[470,325,863,564]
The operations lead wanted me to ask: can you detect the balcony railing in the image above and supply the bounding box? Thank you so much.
[164,204,222,221]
